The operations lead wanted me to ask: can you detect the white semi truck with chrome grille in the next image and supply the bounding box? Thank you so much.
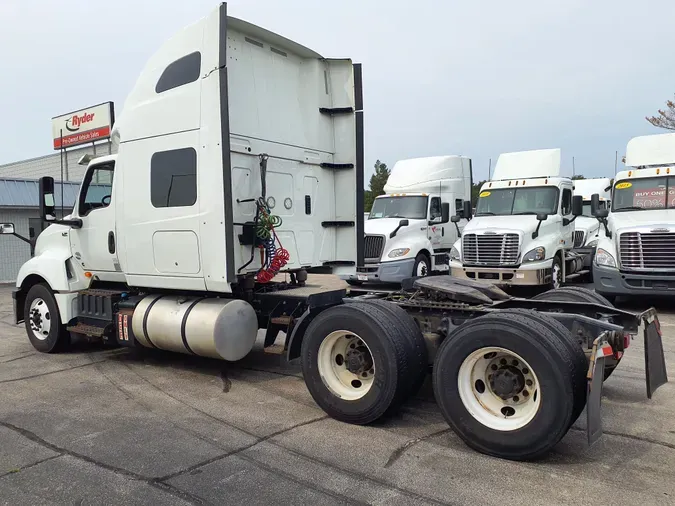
[0,4,667,462]
[593,133,675,301]
[450,149,590,289]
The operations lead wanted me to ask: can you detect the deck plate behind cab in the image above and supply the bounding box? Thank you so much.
[412,276,511,304]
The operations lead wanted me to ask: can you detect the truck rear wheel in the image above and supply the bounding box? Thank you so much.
[24,283,70,353]
[301,302,422,424]
[533,286,620,379]
[432,312,578,460]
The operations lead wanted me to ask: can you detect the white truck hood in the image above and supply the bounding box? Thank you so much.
[364,218,426,236]
[463,215,538,236]
[609,210,675,232]
[574,216,600,234]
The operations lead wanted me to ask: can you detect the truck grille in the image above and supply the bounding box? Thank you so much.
[619,232,675,270]
[364,235,385,261]
[463,233,520,266]
[573,230,585,248]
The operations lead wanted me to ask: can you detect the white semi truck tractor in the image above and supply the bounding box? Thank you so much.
[450,149,590,289]
[592,133,675,302]
[572,178,612,275]
[0,4,667,461]
[347,155,472,285]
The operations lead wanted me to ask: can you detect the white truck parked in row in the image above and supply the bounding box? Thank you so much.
[593,133,675,301]
[347,155,472,285]
[450,148,589,289]
[0,4,667,461]
[572,178,611,272]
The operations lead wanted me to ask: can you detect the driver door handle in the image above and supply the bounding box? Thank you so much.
[108,231,116,254]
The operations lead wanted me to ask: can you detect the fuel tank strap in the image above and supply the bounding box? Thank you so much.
[180,298,204,355]
[141,295,164,348]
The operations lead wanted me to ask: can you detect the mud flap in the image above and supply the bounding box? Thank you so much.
[586,335,609,446]
[642,310,668,399]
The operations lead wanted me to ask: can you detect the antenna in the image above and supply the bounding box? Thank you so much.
[488,158,492,180]
[614,150,618,175]
[572,156,575,178]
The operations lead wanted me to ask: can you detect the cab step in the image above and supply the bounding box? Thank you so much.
[66,322,108,338]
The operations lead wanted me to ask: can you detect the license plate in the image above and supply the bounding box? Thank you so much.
[357,274,368,281]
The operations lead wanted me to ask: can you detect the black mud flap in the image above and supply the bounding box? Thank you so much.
[586,335,609,446]
[642,310,668,399]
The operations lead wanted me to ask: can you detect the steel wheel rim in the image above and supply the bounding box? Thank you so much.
[552,263,562,289]
[416,260,429,276]
[457,347,541,431]
[317,331,375,400]
[28,297,52,341]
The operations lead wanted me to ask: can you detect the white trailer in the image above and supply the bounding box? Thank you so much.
[450,149,591,288]
[347,155,472,284]
[0,4,667,462]
[593,133,675,301]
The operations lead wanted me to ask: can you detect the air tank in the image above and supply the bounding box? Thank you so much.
[131,295,259,361]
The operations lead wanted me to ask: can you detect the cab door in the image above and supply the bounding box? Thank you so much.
[560,186,574,249]
[427,196,444,251]
[69,161,122,278]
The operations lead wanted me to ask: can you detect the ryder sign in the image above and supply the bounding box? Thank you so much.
[52,102,114,150]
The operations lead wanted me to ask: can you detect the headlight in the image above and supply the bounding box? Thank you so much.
[595,248,616,268]
[523,247,546,262]
[586,239,598,248]
[388,248,410,258]
[450,246,460,260]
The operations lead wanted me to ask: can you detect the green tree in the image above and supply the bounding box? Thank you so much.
[364,160,390,211]
[571,174,586,180]
[646,95,675,130]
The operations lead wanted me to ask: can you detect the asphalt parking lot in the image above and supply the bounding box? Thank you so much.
[1,282,674,506]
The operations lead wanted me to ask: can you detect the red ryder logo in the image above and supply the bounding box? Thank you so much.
[66,112,96,132]
[52,102,114,150]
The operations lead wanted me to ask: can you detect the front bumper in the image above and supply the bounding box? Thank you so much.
[594,264,675,296]
[450,259,553,286]
[574,247,595,268]
[12,288,22,324]
[344,258,416,284]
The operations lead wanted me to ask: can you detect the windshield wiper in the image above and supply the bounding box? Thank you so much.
[615,206,647,212]
[513,211,538,215]
[476,212,495,216]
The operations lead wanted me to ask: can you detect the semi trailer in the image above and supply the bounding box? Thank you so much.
[0,3,668,461]
[449,149,592,289]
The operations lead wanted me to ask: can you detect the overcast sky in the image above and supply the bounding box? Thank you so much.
[1,0,673,183]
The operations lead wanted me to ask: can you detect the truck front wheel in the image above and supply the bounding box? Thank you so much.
[301,302,423,424]
[433,312,579,460]
[413,253,431,277]
[550,255,562,289]
[24,284,70,353]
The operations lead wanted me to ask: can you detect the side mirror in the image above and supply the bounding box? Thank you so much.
[572,195,583,216]
[441,203,450,223]
[0,223,15,235]
[532,213,548,239]
[463,200,473,220]
[590,193,600,217]
[389,219,409,239]
[596,209,609,219]
[451,215,461,223]
[39,176,57,221]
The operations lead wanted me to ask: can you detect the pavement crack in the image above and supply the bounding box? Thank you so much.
[0,360,105,384]
[0,352,37,364]
[384,428,452,468]
[570,426,675,450]
[149,481,209,505]
[0,454,62,479]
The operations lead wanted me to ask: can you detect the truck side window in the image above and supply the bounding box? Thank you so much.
[79,163,115,216]
[455,198,463,218]
[429,197,442,219]
[155,52,201,94]
[561,188,572,215]
[151,147,197,208]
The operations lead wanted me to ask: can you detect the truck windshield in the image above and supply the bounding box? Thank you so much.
[369,196,428,220]
[475,187,558,216]
[612,176,675,211]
